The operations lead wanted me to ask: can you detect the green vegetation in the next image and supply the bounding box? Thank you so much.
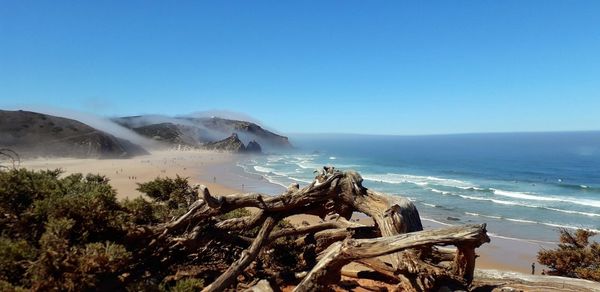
[538,229,600,281]
[0,168,259,291]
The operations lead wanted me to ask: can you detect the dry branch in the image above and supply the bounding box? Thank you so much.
[202,216,278,292]
[294,224,489,292]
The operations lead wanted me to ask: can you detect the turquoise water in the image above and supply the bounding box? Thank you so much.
[238,132,600,243]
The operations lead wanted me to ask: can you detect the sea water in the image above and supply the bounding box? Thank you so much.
[238,131,600,243]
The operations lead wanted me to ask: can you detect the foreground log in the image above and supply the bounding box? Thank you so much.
[149,166,490,291]
[294,224,489,292]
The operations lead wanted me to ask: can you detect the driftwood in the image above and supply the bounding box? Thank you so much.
[0,148,20,169]
[150,166,490,291]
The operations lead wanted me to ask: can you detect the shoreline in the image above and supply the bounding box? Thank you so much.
[21,150,550,275]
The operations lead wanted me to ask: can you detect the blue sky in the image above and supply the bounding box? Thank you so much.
[1,1,599,135]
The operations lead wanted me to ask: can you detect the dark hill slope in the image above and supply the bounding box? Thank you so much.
[0,110,147,158]
[130,123,203,146]
[113,115,292,150]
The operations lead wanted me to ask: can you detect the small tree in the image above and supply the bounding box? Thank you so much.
[136,175,198,217]
[538,229,600,281]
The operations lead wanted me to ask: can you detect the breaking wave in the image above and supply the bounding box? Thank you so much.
[362,173,474,188]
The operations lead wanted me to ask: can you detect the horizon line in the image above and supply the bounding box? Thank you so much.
[286,129,600,137]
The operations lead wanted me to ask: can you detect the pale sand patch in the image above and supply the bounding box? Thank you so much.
[20,149,240,199]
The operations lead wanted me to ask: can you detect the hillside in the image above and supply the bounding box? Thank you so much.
[129,122,204,147]
[113,115,292,150]
[0,110,147,158]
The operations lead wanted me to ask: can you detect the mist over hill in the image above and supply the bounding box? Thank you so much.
[112,114,292,151]
[0,109,292,158]
[0,110,148,158]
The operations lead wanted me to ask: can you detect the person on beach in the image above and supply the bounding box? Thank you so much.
[531,262,535,275]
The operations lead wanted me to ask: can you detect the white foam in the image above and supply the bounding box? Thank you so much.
[491,188,562,202]
[544,207,600,217]
[253,165,274,173]
[491,188,600,209]
[363,173,474,188]
[329,156,336,160]
[465,212,502,220]
[261,174,290,188]
[422,202,438,208]
[487,232,557,245]
[429,188,451,195]
[466,212,600,233]
[421,217,454,226]
[571,198,600,208]
[457,194,519,206]
[505,218,537,224]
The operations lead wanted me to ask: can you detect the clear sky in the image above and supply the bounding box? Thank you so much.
[1,1,599,135]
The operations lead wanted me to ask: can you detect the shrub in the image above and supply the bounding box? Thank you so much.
[0,168,255,290]
[538,229,600,281]
[161,278,205,292]
[137,176,198,217]
[29,218,131,291]
[122,196,170,225]
[0,238,37,285]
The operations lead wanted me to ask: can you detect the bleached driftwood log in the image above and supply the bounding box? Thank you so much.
[294,224,489,292]
[151,166,489,291]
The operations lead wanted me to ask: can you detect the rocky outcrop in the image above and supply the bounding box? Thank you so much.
[202,133,263,153]
[245,140,262,153]
[191,117,291,149]
[0,110,148,158]
[202,133,246,152]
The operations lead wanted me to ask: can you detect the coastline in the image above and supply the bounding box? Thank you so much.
[21,150,550,275]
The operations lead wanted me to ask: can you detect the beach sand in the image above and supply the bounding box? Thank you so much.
[21,149,241,199]
[21,150,546,275]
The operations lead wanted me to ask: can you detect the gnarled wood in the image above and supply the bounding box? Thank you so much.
[202,216,278,292]
[148,167,489,292]
[294,224,489,292]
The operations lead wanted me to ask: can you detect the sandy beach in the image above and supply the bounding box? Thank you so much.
[21,150,548,275]
[21,150,241,200]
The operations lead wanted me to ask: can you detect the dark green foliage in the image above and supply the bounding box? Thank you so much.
[122,196,170,225]
[160,278,205,292]
[0,238,37,285]
[0,169,124,243]
[28,218,131,291]
[218,207,251,220]
[0,169,138,289]
[538,229,600,281]
[0,168,256,290]
[136,175,198,217]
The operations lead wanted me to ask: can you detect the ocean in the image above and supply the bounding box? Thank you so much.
[237,131,600,243]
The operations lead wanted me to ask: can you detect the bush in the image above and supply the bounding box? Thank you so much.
[0,168,257,290]
[161,278,205,292]
[538,229,600,281]
[137,176,198,217]
[29,218,131,291]
[122,196,170,225]
[136,175,197,205]
[0,238,37,285]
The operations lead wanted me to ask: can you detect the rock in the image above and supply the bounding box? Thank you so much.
[202,133,246,152]
[245,140,262,153]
